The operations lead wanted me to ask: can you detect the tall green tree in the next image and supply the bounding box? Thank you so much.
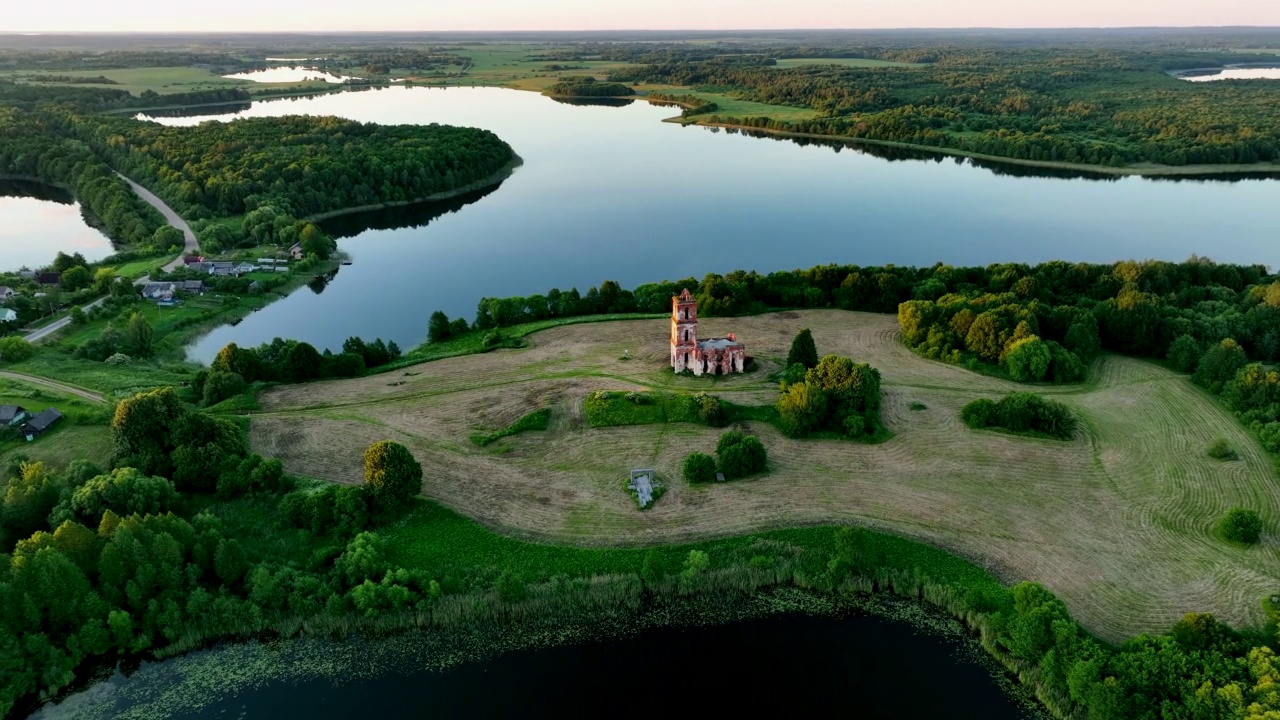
[363,440,422,515]
[786,328,819,369]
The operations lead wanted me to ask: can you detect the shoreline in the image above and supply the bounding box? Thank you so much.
[672,116,1280,178]
[99,82,1280,178]
[303,154,524,223]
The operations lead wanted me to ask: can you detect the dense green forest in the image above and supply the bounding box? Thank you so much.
[87,115,517,220]
[604,45,1280,167]
[0,108,167,250]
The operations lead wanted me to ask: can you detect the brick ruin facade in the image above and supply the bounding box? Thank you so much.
[670,288,746,376]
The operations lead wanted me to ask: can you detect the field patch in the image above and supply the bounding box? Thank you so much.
[253,309,1280,641]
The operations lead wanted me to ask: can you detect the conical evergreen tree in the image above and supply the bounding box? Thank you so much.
[786,328,819,370]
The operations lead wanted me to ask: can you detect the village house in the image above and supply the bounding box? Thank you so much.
[18,270,35,281]
[234,262,258,275]
[289,242,304,260]
[182,255,206,267]
[670,288,746,375]
[180,280,206,294]
[0,405,28,428]
[36,272,61,286]
[141,282,177,300]
[0,286,14,299]
[21,408,62,441]
[0,309,17,324]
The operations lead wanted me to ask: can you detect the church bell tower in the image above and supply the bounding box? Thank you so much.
[671,288,698,371]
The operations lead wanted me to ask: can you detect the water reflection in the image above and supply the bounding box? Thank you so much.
[224,66,352,84]
[0,180,112,271]
[320,185,501,239]
[548,96,636,108]
[1181,67,1280,82]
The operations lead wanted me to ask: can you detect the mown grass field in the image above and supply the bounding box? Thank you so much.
[0,375,113,468]
[251,309,1280,641]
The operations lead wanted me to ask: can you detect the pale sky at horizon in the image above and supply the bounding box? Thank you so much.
[4,0,1279,33]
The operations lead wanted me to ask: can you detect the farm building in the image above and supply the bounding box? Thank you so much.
[0,309,16,324]
[21,408,62,441]
[669,288,746,376]
[0,286,14,299]
[0,405,28,428]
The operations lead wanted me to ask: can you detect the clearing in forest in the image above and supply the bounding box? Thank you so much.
[252,310,1280,641]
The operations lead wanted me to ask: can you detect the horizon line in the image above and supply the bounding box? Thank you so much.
[4,25,1280,35]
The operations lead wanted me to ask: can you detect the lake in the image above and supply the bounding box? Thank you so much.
[132,86,1279,361]
[223,65,352,83]
[0,180,113,272]
[32,611,1040,719]
[1181,67,1280,81]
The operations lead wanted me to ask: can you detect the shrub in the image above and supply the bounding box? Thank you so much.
[716,430,767,480]
[1193,339,1248,394]
[104,353,132,366]
[1218,508,1263,544]
[696,393,728,427]
[962,399,997,428]
[0,336,35,364]
[1206,439,1238,461]
[682,452,717,484]
[364,440,422,515]
[58,467,178,523]
[203,371,247,406]
[963,393,1076,440]
[777,380,827,437]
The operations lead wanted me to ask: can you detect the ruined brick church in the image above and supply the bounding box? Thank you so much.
[670,288,746,375]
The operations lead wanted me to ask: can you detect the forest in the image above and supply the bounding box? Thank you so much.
[603,44,1280,167]
[0,108,168,250]
[86,115,517,221]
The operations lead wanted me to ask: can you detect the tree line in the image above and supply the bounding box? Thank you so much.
[604,44,1280,168]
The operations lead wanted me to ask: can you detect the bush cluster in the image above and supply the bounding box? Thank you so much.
[777,352,883,439]
[962,392,1077,440]
[683,430,768,483]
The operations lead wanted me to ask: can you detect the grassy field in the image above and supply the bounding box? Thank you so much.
[0,67,250,95]
[0,374,113,468]
[250,309,1280,641]
[773,58,926,69]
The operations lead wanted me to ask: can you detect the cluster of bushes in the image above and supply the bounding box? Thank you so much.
[682,430,768,483]
[205,335,402,397]
[0,384,431,714]
[962,392,1078,440]
[776,351,884,440]
[899,295,1090,383]
[73,312,156,361]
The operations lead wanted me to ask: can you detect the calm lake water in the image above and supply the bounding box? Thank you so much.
[134,85,1279,361]
[34,613,1038,719]
[223,66,351,83]
[0,180,113,272]
[1182,67,1280,81]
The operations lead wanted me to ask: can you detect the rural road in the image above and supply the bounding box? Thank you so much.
[24,174,198,343]
[0,370,106,404]
[23,296,108,343]
[115,173,199,273]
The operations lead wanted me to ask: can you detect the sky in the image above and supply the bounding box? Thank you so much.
[4,0,1279,33]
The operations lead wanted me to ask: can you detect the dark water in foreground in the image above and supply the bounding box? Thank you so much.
[131,86,1280,362]
[36,613,1036,719]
